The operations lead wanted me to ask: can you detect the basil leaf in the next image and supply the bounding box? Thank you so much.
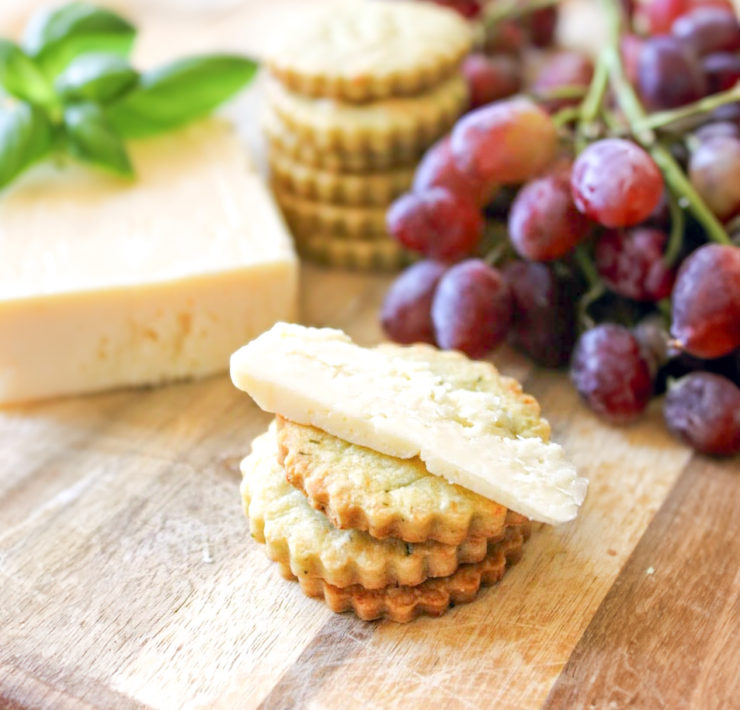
[0,94,52,188]
[24,2,136,78]
[0,39,54,106]
[63,102,133,176]
[55,53,138,103]
[106,54,257,138]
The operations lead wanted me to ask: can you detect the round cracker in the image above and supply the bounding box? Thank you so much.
[266,2,472,103]
[292,231,413,272]
[241,425,492,591]
[276,417,518,546]
[298,525,527,623]
[269,150,414,206]
[266,73,467,153]
[274,188,388,237]
[262,107,426,172]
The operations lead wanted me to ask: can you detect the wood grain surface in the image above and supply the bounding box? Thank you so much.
[1,2,739,709]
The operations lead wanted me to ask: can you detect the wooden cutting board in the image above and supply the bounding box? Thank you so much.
[1,2,739,709]
[1,264,738,710]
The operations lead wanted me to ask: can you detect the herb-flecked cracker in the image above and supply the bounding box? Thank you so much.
[298,524,529,623]
[241,425,494,591]
[276,417,515,545]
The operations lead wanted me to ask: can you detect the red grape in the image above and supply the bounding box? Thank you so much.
[694,120,740,142]
[462,53,522,110]
[620,0,637,20]
[386,187,483,260]
[688,132,740,221]
[671,244,740,358]
[429,0,483,19]
[644,0,691,34]
[508,164,591,261]
[451,97,558,185]
[638,36,707,110]
[503,261,580,367]
[594,228,676,301]
[528,6,558,47]
[431,259,512,358]
[484,19,526,55]
[570,324,653,424]
[710,101,740,126]
[532,51,594,111]
[413,135,495,207]
[571,139,664,228]
[672,7,740,56]
[380,260,446,345]
[621,33,645,86]
[702,52,740,94]
[692,0,735,11]
[664,372,740,455]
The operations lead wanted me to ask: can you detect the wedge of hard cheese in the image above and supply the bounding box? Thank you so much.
[0,119,297,405]
[230,323,587,525]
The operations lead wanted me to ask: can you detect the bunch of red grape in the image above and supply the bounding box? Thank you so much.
[381,0,740,456]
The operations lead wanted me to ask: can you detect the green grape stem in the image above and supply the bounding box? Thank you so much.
[600,0,731,246]
[575,246,605,331]
[635,85,740,133]
[664,189,685,267]
[531,84,589,103]
[483,0,559,28]
[575,53,609,153]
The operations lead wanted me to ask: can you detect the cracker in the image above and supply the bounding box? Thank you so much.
[266,74,467,153]
[269,151,414,206]
[263,108,425,172]
[298,525,529,623]
[266,1,472,103]
[274,188,388,238]
[241,425,493,590]
[276,417,522,546]
[292,231,413,272]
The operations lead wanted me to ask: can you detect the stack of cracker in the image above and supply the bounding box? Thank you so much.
[262,1,473,271]
[240,344,544,623]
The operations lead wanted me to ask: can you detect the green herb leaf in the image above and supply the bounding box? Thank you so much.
[106,54,257,138]
[0,93,53,189]
[24,2,136,78]
[55,53,138,103]
[63,101,133,176]
[0,39,54,106]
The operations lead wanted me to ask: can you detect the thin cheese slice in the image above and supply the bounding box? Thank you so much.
[0,119,298,404]
[230,323,588,525]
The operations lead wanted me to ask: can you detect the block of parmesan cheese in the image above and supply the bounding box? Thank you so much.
[0,119,297,405]
[230,323,588,525]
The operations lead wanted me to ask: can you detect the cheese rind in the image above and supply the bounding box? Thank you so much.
[230,323,588,525]
[0,120,298,404]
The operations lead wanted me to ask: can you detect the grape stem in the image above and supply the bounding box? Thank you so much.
[574,244,600,289]
[576,53,609,153]
[574,246,605,331]
[664,189,685,267]
[483,0,559,28]
[553,106,581,128]
[634,85,740,133]
[482,240,509,267]
[531,85,589,103]
[601,0,731,246]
